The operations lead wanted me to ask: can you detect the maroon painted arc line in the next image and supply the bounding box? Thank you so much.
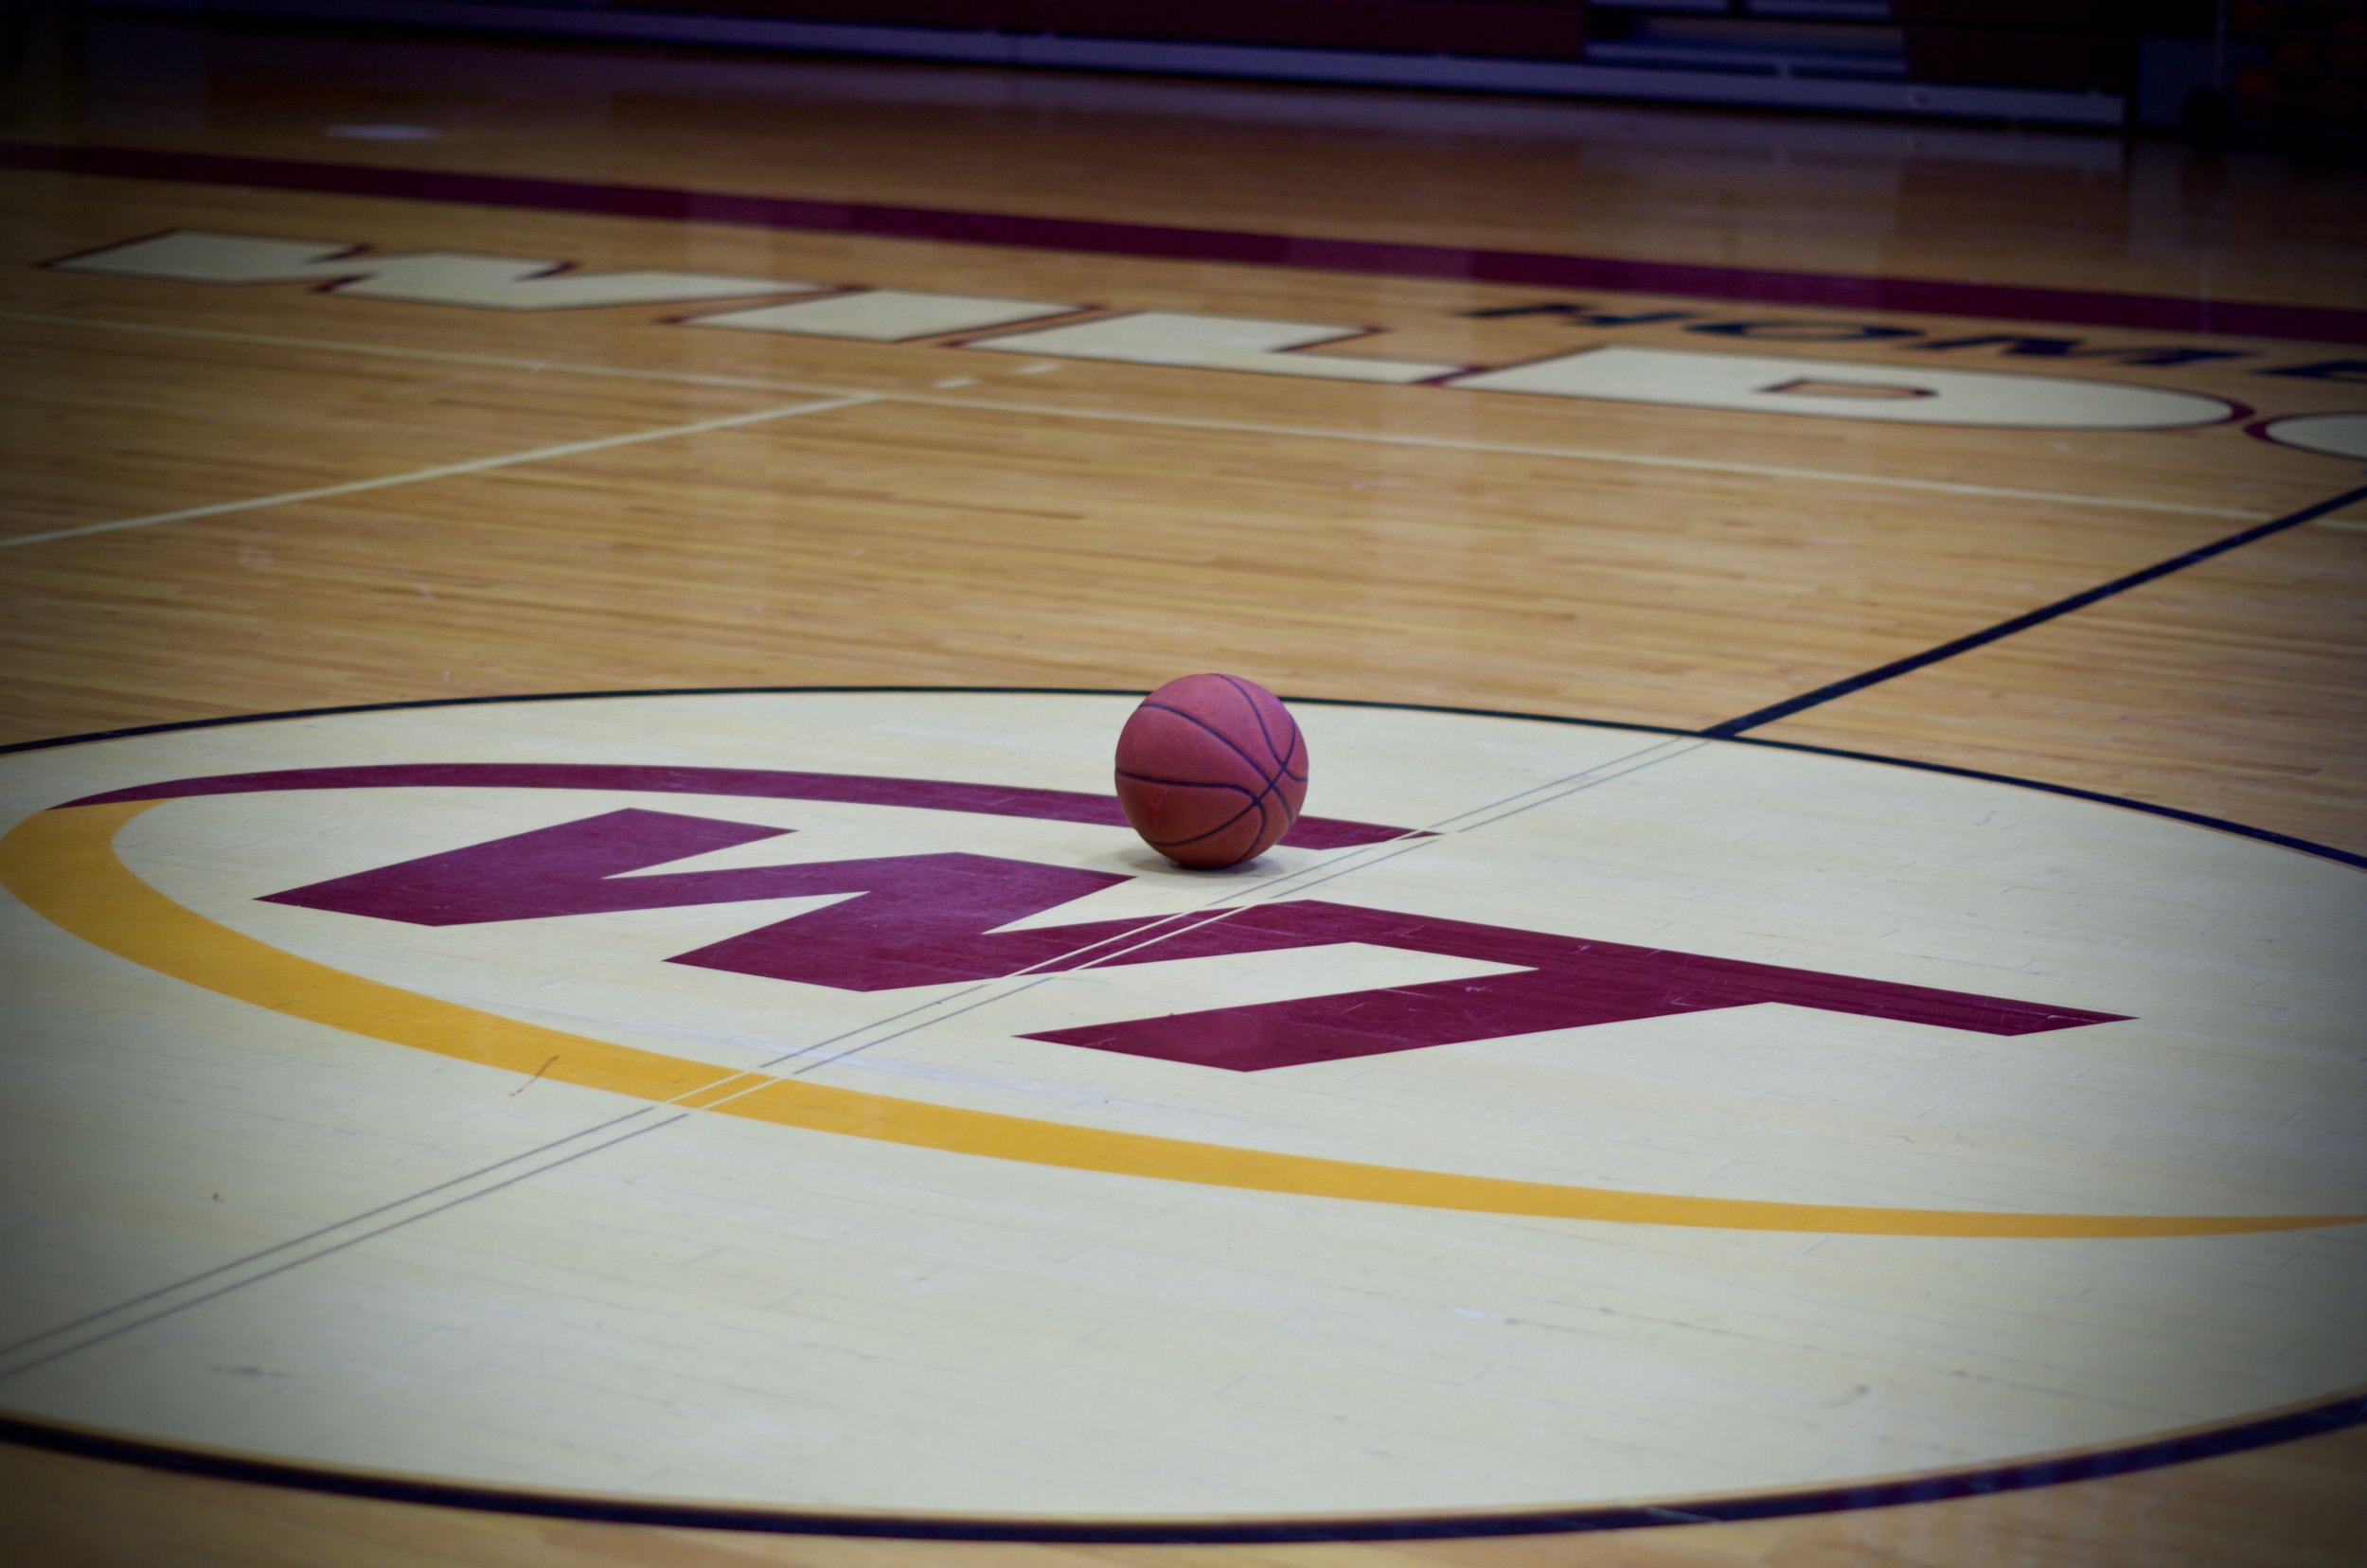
[62,762,1419,850]
[7,139,2362,347]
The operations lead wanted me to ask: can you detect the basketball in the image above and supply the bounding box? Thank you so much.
[1113,673,1309,868]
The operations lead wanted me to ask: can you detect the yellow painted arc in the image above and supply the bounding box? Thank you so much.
[6,799,2360,1240]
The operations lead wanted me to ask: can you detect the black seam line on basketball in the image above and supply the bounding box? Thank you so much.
[1148,805,1258,849]
[1705,479,2367,738]
[0,1114,686,1389]
[1156,772,1299,849]
[1112,769,1263,846]
[1137,701,1302,817]
[4,683,2352,871]
[4,1389,2362,1544]
[1218,674,1284,760]
[1215,673,1290,772]
[1221,673,1313,783]
[1115,769,1295,848]
[1112,768,1257,799]
[1138,700,1299,802]
[0,1103,661,1363]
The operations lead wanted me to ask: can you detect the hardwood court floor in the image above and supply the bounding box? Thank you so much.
[1,11,2364,1566]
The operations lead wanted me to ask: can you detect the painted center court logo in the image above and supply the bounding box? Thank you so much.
[4,689,2364,1528]
[3,693,2354,1244]
[238,768,2123,1073]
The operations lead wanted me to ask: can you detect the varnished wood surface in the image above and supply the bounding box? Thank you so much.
[2,9,2365,1566]
[2,158,2358,851]
[0,301,2263,727]
[7,14,2367,309]
[1764,518,2367,855]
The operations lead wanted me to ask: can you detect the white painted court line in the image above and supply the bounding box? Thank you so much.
[892,399,2260,519]
[0,311,2263,521]
[761,734,1711,1085]
[0,388,878,549]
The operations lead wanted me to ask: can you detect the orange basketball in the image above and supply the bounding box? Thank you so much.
[1113,673,1308,868]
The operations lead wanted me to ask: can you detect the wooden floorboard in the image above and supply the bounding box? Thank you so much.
[2,9,2363,1564]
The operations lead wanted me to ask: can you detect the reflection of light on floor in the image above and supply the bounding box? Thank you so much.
[322,124,440,141]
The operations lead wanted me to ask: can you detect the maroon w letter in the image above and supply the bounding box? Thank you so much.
[268,809,2126,1071]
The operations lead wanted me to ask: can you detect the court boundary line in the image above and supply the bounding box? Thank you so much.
[0,311,2265,520]
[3,1366,2363,1542]
[6,138,2364,345]
[1706,480,2367,736]
[0,392,878,548]
[3,689,2361,1539]
[4,684,2354,869]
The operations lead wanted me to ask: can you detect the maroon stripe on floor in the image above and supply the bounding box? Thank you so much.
[9,139,2362,346]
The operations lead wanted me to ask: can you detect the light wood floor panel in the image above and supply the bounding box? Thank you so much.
[0,312,828,540]
[6,169,2351,524]
[0,395,2253,747]
[9,18,2366,310]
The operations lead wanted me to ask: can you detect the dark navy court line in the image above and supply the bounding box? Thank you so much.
[0,686,1144,757]
[1706,481,2367,739]
[1717,735,2367,871]
[4,1388,2362,1542]
[2,686,2354,868]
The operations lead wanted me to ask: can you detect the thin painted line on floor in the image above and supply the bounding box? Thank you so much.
[1706,478,2367,737]
[764,734,1708,1084]
[0,388,877,548]
[0,1112,689,1386]
[0,311,2262,520]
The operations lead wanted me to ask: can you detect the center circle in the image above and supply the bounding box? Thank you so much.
[1,689,2361,1535]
